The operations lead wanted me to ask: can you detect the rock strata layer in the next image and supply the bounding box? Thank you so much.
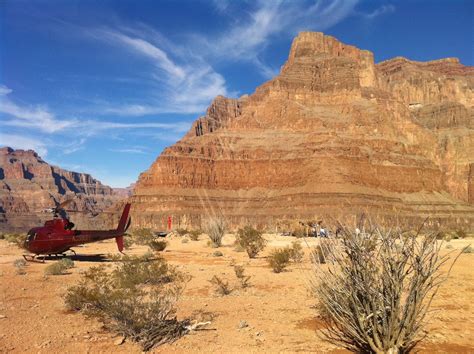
[0,147,123,232]
[132,32,474,230]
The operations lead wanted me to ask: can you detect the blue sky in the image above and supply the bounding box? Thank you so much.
[0,0,472,187]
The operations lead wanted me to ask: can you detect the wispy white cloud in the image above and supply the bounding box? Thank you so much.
[0,85,12,96]
[90,29,229,115]
[101,30,186,80]
[0,98,78,133]
[361,4,395,19]
[0,133,48,156]
[198,0,359,77]
[109,148,149,154]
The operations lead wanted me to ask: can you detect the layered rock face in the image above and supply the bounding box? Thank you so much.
[132,32,474,230]
[0,147,122,231]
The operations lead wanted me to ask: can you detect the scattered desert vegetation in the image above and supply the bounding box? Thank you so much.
[130,228,154,245]
[462,245,473,253]
[3,233,27,248]
[288,240,304,262]
[209,275,232,296]
[44,258,74,276]
[311,221,461,353]
[13,258,27,275]
[235,226,266,258]
[188,230,201,241]
[212,250,223,257]
[205,217,227,247]
[148,239,168,252]
[64,253,189,351]
[268,248,291,273]
[233,264,251,288]
[175,228,189,237]
[129,228,168,252]
[311,243,329,264]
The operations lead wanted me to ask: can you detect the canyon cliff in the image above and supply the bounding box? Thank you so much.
[131,32,474,230]
[0,147,123,231]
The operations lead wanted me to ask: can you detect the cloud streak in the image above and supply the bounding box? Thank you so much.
[0,133,48,156]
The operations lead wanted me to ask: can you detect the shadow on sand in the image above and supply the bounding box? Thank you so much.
[43,254,111,263]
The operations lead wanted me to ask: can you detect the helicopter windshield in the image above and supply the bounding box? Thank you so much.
[26,230,36,242]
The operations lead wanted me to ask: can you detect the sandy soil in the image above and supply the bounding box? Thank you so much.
[0,234,473,353]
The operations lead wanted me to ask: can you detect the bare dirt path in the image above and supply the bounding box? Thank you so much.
[0,235,473,353]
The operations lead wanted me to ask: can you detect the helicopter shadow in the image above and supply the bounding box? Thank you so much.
[43,254,111,263]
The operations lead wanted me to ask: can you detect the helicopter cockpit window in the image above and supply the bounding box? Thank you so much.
[27,231,36,241]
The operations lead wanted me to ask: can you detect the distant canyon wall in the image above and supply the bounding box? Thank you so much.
[130,32,474,230]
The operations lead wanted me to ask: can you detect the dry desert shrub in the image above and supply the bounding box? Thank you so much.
[64,253,189,351]
[311,221,460,353]
[209,275,232,295]
[44,260,69,276]
[175,228,189,236]
[268,248,291,273]
[311,242,330,264]
[288,240,304,262]
[235,226,266,258]
[131,228,154,245]
[148,239,168,252]
[4,233,27,248]
[205,217,227,247]
[291,227,306,238]
[188,230,201,241]
[212,250,223,257]
[13,258,27,275]
[233,264,251,288]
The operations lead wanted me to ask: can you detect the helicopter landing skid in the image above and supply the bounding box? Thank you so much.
[22,254,46,263]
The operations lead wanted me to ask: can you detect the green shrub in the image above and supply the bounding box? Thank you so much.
[131,228,154,245]
[288,240,304,263]
[64,255,188,351]
[268,248,291,273]
[209,275,232,296]
[188,230,201,241]
[212,251,223,257]
[112,254,182,289]
[454,230,467,239]
[44,261,68,276]
[236,226,266,258]
[149,239,167,252]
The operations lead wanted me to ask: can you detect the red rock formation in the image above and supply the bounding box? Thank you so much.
[132,32,474,230]
[0,147,123,232]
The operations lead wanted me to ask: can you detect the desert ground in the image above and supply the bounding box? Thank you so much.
[0,234,473,353]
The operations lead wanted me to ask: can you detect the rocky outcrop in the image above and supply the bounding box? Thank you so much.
[132,32,474,230]
[0,147,124,232]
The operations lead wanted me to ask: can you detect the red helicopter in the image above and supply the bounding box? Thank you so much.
[23,200,131,261]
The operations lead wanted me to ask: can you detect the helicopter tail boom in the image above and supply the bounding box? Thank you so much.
[117,203,131,233]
